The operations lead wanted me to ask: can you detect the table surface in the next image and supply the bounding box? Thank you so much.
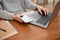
[0,3,56,40]
[3,7,60,40]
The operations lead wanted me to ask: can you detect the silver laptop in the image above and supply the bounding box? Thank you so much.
[21,1,60,28]
[30,1,60,28]
[29,11,52,28]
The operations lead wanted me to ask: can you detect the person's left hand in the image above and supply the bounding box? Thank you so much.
[36,5,48,15]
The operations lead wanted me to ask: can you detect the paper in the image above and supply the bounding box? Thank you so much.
[0,20,18,40]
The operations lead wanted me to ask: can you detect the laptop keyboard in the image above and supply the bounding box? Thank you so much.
[36,12,52,25]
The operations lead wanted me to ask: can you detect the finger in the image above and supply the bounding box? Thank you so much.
[45,8,48,15]
[18,16,24,23]
[46,10,48,15]
[45,9,47,15]
[38,10,42,15]
[16,15,24,23]
[17,17,24,23]
[42,9,46,15]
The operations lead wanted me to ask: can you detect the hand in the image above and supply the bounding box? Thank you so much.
[36,5,48,15]
[13,14,24,23]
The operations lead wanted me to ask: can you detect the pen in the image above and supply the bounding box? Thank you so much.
[0,28,7,32]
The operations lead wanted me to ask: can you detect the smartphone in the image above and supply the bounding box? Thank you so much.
[20,15,33,23]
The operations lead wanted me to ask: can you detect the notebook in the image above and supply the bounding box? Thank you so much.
[0,20,18,40]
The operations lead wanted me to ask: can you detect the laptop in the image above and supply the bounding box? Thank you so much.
[21,1,60,28]
[29,11,52,28]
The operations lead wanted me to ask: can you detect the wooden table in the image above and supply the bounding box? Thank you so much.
[4,11,60,40]
[2,1,60,40]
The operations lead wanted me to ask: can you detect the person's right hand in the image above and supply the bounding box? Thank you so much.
[13,14,24,23]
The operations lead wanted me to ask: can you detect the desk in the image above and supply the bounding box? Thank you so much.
[1,1,60,40]
[3,9,60,40]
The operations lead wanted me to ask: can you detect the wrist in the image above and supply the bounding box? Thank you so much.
[12,15,16,20]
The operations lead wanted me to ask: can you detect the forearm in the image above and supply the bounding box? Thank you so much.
[25,0,37,10]
[0,9,14,20]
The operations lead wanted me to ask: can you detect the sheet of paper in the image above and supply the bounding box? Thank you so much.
[0,20,18,40]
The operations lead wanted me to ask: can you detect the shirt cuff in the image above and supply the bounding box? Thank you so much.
[32,4,37,10]
[3,10,15,20]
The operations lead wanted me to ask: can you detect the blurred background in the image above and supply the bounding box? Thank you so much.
[31,0,59,8]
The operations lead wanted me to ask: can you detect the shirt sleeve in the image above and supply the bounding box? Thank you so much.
[0,9,14,20]
[0,0,15,20]
[25,0,37,10]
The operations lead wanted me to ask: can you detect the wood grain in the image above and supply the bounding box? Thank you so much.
[3,1,60,40]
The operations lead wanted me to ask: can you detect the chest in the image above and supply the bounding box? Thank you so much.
[5,0,21,4]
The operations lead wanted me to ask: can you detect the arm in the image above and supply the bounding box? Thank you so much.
[24,0,48,15]
[24,0,37,10]
[0,9,14,20]
[0,0,24,23]
[0,0,14,20]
